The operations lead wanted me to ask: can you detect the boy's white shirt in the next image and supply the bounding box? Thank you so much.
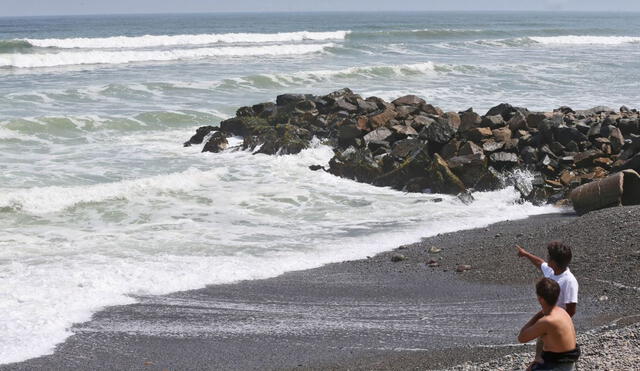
[541,262,579,309]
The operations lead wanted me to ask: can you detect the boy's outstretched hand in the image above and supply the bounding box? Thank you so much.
[515,245,545,269]
[516,245,528,257]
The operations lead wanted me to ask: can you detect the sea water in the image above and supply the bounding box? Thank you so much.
[1,11,638,364]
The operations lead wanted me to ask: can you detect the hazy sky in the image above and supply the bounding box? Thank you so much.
[3,0,640,17]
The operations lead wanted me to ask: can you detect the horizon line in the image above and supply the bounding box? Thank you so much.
[2,9,639,19]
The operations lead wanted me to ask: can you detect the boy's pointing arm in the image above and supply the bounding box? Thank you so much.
[516,245,545,270]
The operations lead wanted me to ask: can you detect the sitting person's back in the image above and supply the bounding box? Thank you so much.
[518,278,580,370]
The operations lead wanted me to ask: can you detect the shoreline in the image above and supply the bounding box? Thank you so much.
[3,206,639,370]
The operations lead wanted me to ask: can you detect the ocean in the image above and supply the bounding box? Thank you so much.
[0,11,638,364]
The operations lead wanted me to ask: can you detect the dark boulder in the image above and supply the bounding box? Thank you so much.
[364,127,393,144]
[356,98,379,113]
[574,149,604,168]
[424,154,466,194]
[482,140,505,153]
[440,139,461,159]
[392,95,426,106]
[459,110,482,132]
[236,106,255,117]
[328,146,382,183]
[447,153,489,189]
[482,115,506,129]
[520,146,538,164]
[421,104,444,116]
[609,127,625,154]
[252,102,277,118]
[338,123,363,144]
[335,98,358,112]
[458,141,484,156]
[184,125,218,147]
[276,94,306,107]
[202,131,229,153]
[508,111,528,131]
[463,127,492,143]
[220,116,269,137]
[490,152,519,169]
[492,126,512,142]
[526,112,549,128]
[427,114,459,144]
[391,139,423,159]
[369,109,397,128]
[294,100,317,114]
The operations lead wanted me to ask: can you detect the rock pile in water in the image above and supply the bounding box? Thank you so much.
[184,88,640,205]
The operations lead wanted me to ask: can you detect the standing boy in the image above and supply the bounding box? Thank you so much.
[516,241,579,367]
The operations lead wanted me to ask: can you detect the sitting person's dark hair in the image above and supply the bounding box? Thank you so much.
[536,278,560,306]
[547,241,572,270]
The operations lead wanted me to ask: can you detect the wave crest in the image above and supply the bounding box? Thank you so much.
[528,35,640,45]
[20,31,349,49]
[0,43,333,68]
[0,168,225,214]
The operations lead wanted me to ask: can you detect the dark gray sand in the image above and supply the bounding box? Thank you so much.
[4,206,639,371]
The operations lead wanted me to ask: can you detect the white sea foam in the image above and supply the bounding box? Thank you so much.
[0,142,559,364]
[529,35,640,45]
[238,62,440,87]
[0,167,226,213]
[0,43,334,68]
[22,31,349,49]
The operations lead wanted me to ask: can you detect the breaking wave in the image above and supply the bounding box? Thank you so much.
[0,43,334,68]
[528,35,640,45]
[19,30,350,49]
[471,35,640,47]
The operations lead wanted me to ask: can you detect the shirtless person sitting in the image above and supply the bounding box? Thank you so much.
[518,278,580,371]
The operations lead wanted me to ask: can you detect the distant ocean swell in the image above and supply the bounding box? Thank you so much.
[0,43,335,68]
[2,30,640,69]
[20,30,350,49]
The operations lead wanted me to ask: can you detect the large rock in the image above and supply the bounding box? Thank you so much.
[554,126,588,146]
[276,93,306,107]
[391,139,423,159]
[335,98,358,112]
[447,153,489,189]
[364,127,393,144]
[328,147,382,183]
[220,116,269,137]
[508,111,528,131]
[427,114,459,144]
[356,98,379,113]
[463,127,492,143]
[252,102,277,118]
[202,131,229,153]
[485,103,521,121]
[392,95,426,106]
[574,149,604,168]
[490,152,519,169]
[338,123,363,143]
[184,125,218,147]
[250,124,311,155]
[482,115,506,129]
[526,112,551,128]
[459,110,482,132]
[458,141,484,156]
[609,127,625,154]
[369,109,397,128]
[425,154,466,194]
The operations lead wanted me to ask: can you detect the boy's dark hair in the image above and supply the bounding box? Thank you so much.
[547,241,572,270]
[536,278,560,306]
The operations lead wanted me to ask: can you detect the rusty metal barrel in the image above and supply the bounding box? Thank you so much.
[570,170,640,215]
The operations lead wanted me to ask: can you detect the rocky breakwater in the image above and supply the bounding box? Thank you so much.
[184,89,640,205]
